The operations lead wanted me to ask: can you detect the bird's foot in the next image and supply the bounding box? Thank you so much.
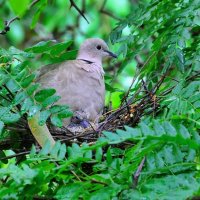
[80,119,90,128]
[68,119,97,134]
[68,115,91,134]
[68,110,98,133]
[71,111,91,128]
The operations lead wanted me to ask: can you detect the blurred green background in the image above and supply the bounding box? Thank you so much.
[0,0,132,47]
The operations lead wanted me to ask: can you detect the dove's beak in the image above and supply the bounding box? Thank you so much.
[104,50,118,58]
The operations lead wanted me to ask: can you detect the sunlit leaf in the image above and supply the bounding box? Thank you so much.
[8,0,30,17]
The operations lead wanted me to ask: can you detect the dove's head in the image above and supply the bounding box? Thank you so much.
[77,38,117,65]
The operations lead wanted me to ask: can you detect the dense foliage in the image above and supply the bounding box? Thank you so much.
[0,0,200,199]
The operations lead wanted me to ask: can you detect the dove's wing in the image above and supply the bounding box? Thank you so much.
[38,60,105,122]
[37,63,60,79]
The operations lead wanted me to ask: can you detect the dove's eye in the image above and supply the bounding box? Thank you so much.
[96,45,101,50]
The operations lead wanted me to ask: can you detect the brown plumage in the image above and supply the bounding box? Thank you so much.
[37,38,117,130]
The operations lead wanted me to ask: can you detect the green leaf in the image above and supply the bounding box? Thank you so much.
[31,10,41,29]
[28,105,42,117]
[44,50,77,63]
[49,41,73,56]
[123,173,200,200]
[124,126,142,137]
[39,140,51,155]
[118,43,127,57]
[57,143,67,160]
[20,74,36,88]
[0,121,4,134]
[50,115,63,127]
[31,0,47,29]
[27,83,40,95]
[95,147,103,162]
[50,105,69,114]
[55,183,84,200]
[25,40,72,55]
[39,110,51,125]
[139,122,154,136]
[82,143,92,159]
[105,83,120,93]
[68,143,83,159]
[163,122,177,136]
[34,89,56,102]
[0,107,20,124]
[12,91,27,106]
[25,40,54,53]
[50,141,61,159]
[15,69,28,82]
[0,19,4,30]
[106,147,112,165]
[176,48,185,72]
[8,0,30,17]
[41,95,61,107]
[89,184,122,200]
[6,79,20,93]
[0,70,9,86]
[11,61,29,75]
[21,98,33,114]
[153,120,166,136]
[57,110,73,119]
[103,131,121,142]
[178,124,190,139]
[0,150,7,164]
[30,145,37,156]
[9,46,34,58]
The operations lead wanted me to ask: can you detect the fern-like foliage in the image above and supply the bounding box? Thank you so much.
[1,119,199,199]
[121,173,200,200]
[162,80,200,124]
[0,41,74,134]
[0,0,200,199]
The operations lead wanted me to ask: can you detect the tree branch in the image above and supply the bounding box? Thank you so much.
[100,0,121,21]
[0,17,19,35]
[0,0,42,35]
[69,0,89,24]
[29,0,41,8]
[121,52,157,106]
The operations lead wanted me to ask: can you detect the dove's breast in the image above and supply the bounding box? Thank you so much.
[38,60,105,122]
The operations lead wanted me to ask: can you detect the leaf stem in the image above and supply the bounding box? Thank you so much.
[28,113,55,148]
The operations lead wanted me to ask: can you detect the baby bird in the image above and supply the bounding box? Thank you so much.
[38,38,117,132]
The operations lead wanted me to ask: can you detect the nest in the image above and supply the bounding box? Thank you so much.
[0,74,165,157]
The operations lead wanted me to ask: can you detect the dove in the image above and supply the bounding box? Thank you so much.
[37,38,117,131]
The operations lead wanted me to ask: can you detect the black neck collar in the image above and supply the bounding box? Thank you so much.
[77,59,94,64]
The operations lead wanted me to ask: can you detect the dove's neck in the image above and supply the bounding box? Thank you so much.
[77,53,102,66]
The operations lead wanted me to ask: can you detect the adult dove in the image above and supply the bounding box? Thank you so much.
[37,38,117,131]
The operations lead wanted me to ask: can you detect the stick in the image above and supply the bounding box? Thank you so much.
[133,157,146,188]
[69,0,89,24]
